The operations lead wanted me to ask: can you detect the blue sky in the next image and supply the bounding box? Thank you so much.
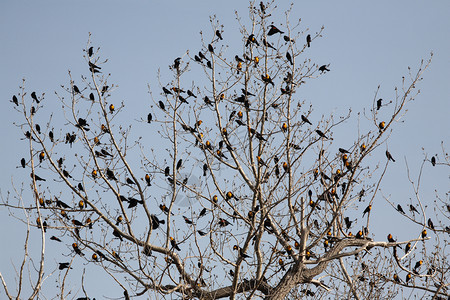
[1,1,449,298]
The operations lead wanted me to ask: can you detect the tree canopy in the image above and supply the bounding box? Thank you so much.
[1,2,448,299]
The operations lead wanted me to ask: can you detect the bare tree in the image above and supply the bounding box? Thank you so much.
[2,2,448,299]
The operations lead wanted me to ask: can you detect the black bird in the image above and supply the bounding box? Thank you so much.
[150,214,164,229]
[262,38,276,50]
[198,230,207,236]
[316,130,329,139]
[409,205,419,214]
[216,30,223,40]
[158,101,165,111]
[164,166,170,176]
[101,149,112,157]
[12,95,19,106]
[427,218,434,230]
[283,35,293,42]
[73,85,81,94]
[260,1,265,13]
[55,199,70,208]
[183,216,194,225]
[431,156,436,166]
[147,113,152,123]
[126,177,135,185]
[319,65,330,73]
[50,236,62,242]
[377,98,382,110]
[106,168,117,180]
[21,158,26,168]
[113,229,123,241]
[301,115,312,125]
[128,197,143,208]
[344,217,353,230]
[306,34,311,47]
[241,89,255,96]
[178,95,189,104]
[176,159,182,170]
[235,55,244,63]
[218,218,231,227]
[268,25,284,36]
[173,57,181,69]
[162,87,172,95]
[397,204,405,214]
[72,219,84,227]
[31,92,39,103]
[101,85,109,95]
[194,55,201,62]
[338,148,350,154]
[386,150,395,162]
[199,208,207,217]
[236,119,245,126]
[286,52,293,65]
[58,262,71,270]
[170,237,181,251]
[203,164,208,176]
[89,61,101,73]
[208,44,214,53]
[88,46,93,57]
[206,61,212,69]
[228,110,236,121]
[78,183,84,192]
[48,130,54,142]
[31,173,46,181]
[89,93,95,101]
[199,51,207,60]
[187,90,197,98]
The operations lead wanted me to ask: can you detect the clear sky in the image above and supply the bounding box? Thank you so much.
[1,1,449,298]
